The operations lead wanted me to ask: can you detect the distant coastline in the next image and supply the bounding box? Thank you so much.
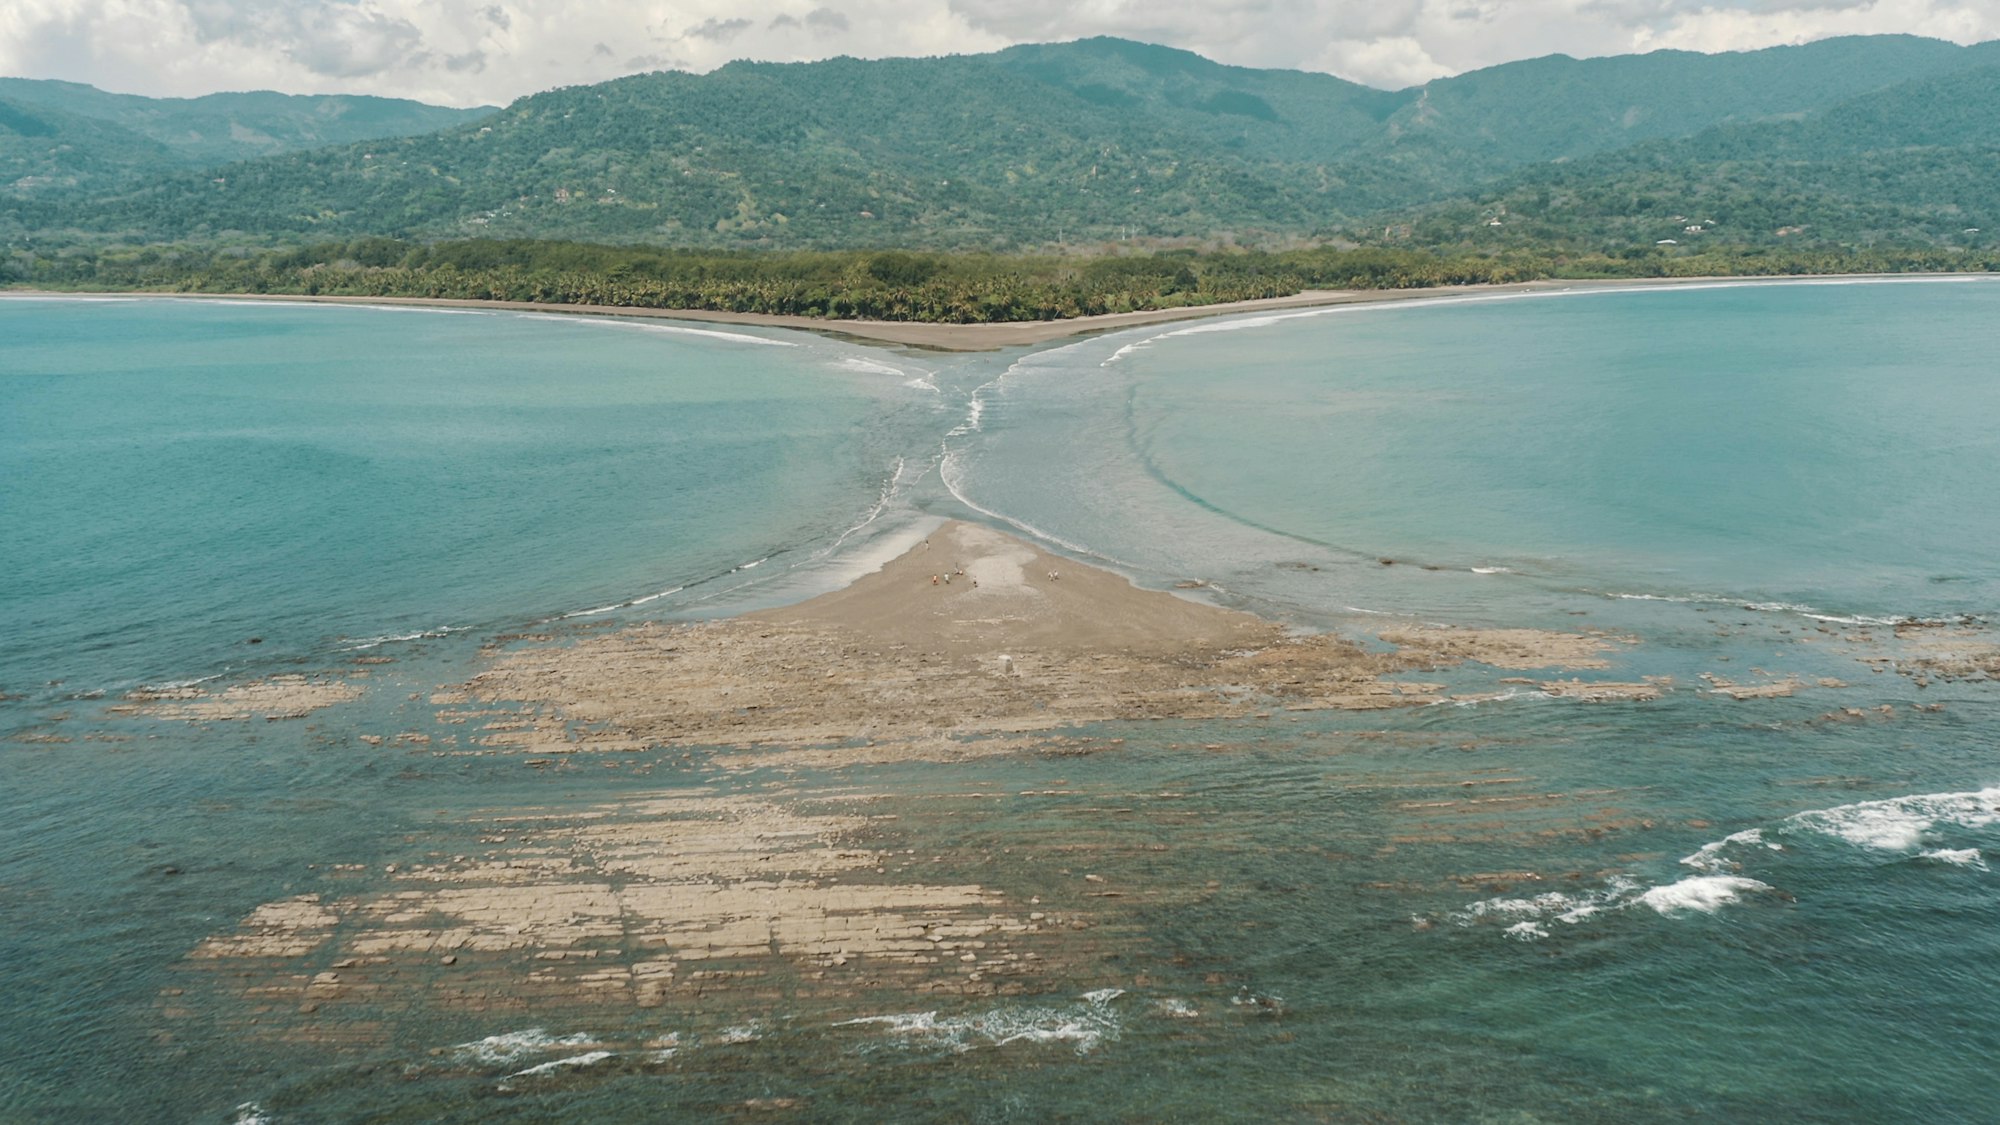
[12,273,1991,351]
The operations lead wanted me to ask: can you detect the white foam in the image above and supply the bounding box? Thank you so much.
[1782,786,2000,853]
[1229,988,1286,1011]
[936,450,1119,563]
[1743,601,1817,614]
[943,359,1028,438]
[945,392,987,438]
[341,626,460,650]
[1920,848,1988,869]
[826,456,907,552]
[141,672,226,691]
[355,304,488,315]
[1638,875,1771,915]
[836,356,907,377]
[1101,341,1149,366]
[1451,880,1634,928]
[1156,309,1328,338]
[1155,998,1199,1019]
[1599,590,1939,627]
[1436,688,1543,708]
[1450,871,1772,932]
[508,1051,614,1077]
[1679,828,1774,873]
[559,585,686,619]
[231,1103,273,1125]
[518,314,794,346]
[1798,611,1914,627]
[717,1023,762,1044]
[450,1028,598,1065]
[1470,566,1511,574]
[836,990,1125,1056]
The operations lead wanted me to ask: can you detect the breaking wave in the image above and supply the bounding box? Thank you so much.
[1462,785,2000,944]
[449,1028,599,1066]
[835,989,1126,1056]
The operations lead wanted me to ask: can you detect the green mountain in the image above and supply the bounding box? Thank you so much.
[31,44,1394,247]
[15,35,2000,251]
[0,78,493,196]
[0,97,176,194]
[1389,63,2000,251]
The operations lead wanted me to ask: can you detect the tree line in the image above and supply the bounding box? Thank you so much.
[7,237,1994,324]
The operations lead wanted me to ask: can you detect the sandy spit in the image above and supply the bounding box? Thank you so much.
[15,274,1977,352]
[444,522,1634,764]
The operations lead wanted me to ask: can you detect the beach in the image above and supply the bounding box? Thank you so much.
[14,273,1962,351]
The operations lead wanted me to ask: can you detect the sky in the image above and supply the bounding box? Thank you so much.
[2,0,1998,107]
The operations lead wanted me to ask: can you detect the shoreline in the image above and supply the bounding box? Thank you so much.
[10,272,1989,352]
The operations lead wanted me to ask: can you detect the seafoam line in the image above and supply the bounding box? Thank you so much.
[514,313,795,346]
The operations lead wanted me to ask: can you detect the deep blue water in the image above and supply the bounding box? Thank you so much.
[2,285,1998,1123]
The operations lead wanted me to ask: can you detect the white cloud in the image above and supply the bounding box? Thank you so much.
[0,0,1996,106]
[1631,0,1998,52]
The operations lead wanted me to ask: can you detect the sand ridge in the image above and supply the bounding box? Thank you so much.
[441,522,1645,762]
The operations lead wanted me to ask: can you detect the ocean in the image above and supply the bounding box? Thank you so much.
[2,281,1996,1122]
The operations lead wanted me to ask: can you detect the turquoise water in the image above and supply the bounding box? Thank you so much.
[0,299,944,699]
[949,278,2000,628]
[3,285,1999,1122]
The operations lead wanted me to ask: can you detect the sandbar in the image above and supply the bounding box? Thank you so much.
[439,521,1639,763]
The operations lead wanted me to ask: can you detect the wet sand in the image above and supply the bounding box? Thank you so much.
[437,522,1638,763]
[16,274,1963,352]
[111,674,365,722]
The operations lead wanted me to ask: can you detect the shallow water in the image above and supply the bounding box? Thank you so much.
[0,299,960,700]
[949,277,2000,629]
[3,286,1998,1122]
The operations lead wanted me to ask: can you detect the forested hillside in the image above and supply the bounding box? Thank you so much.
[0,78,493,196]
[13,35,1999,252]
[1390,64,2000,251]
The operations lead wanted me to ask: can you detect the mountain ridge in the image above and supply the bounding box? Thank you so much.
[7,34,2000,253]
[0,77,495,196]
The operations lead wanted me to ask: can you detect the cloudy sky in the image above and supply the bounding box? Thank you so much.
[3,0,1998,107]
